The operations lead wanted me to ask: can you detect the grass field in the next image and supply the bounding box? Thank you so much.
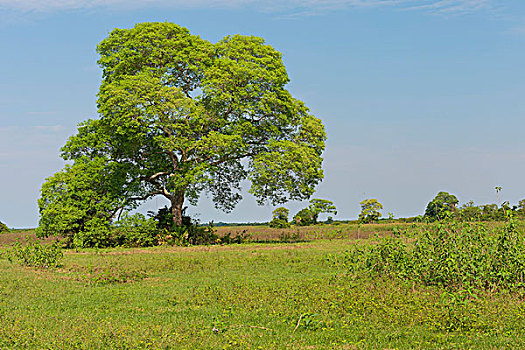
[1,223,525,349]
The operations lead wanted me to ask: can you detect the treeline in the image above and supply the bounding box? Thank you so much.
[267,191,525,227]
[422,191,525,222]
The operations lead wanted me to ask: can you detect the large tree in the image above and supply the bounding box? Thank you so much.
[39,22,326,231]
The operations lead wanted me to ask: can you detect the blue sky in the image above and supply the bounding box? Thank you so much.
[1,0,525,227]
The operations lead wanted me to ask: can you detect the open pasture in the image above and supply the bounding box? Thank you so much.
[2,223,525,349]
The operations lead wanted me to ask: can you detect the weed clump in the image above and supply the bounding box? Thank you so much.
[4,238,63,268]
[333,215,525,292]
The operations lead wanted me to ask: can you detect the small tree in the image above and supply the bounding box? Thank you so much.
[269,207,290,228]
[424,191,459,221]
[518,199,525,219]
[359,198,383,223]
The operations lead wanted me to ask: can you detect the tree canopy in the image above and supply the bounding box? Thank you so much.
[293,199,337,226]
[424,191,459,221]
[269,207,290,228]
[38,22,326,238]
[358,198,383,223]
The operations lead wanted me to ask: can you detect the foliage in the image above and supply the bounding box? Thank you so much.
[148,206,192,232]
[218,231,248,244]
[293,208,315,226]
[36,157,130,247]
[5,238,63,268]
[358,198,383,223]
[113,213,159,247]
[168,222,218,246]
[148,206,219,246]
[293,198,337,226]
[457,200,481,221]
[337,215,525,292]
[308,199,337,223]
[442,198,525,222]
[269,207,290,228]
[0,220,8,233]
[52,21,326,234]
[519,199,525,218]
[424,191,459,221]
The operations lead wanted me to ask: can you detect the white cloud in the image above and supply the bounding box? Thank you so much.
[402,0,491,14]
[0,0,492,15]
[33,125,64,133]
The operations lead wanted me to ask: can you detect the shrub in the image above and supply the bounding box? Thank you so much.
[70,217,113,249]
[334,215,525,292]
[5,238,63,268]
[149,206,218,245]
[113,213,159,247]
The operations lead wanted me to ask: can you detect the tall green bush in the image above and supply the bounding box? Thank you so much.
[113,213,158,247]
[5,238,63,268]
[335,215,525,292]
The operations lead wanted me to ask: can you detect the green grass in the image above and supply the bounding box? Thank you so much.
[1,228,525,349]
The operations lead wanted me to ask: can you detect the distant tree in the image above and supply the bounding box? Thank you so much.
[495,186,503,205]
[325,216,334,224]
[293,208,315,226]
[518,199,525,218]
[480,204,498,221]
[424,191,459,221]
[358,198,383,223]
[293,198,337,226]
[269,207,290,228]
[458,200,481,221]
[309,199,337,224]
[0,220,8,233]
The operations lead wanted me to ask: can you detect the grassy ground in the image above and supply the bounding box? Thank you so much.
[1,225,525,349]
[215,222,423,242]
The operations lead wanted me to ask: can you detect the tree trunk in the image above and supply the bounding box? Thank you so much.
[170,194,185,226]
